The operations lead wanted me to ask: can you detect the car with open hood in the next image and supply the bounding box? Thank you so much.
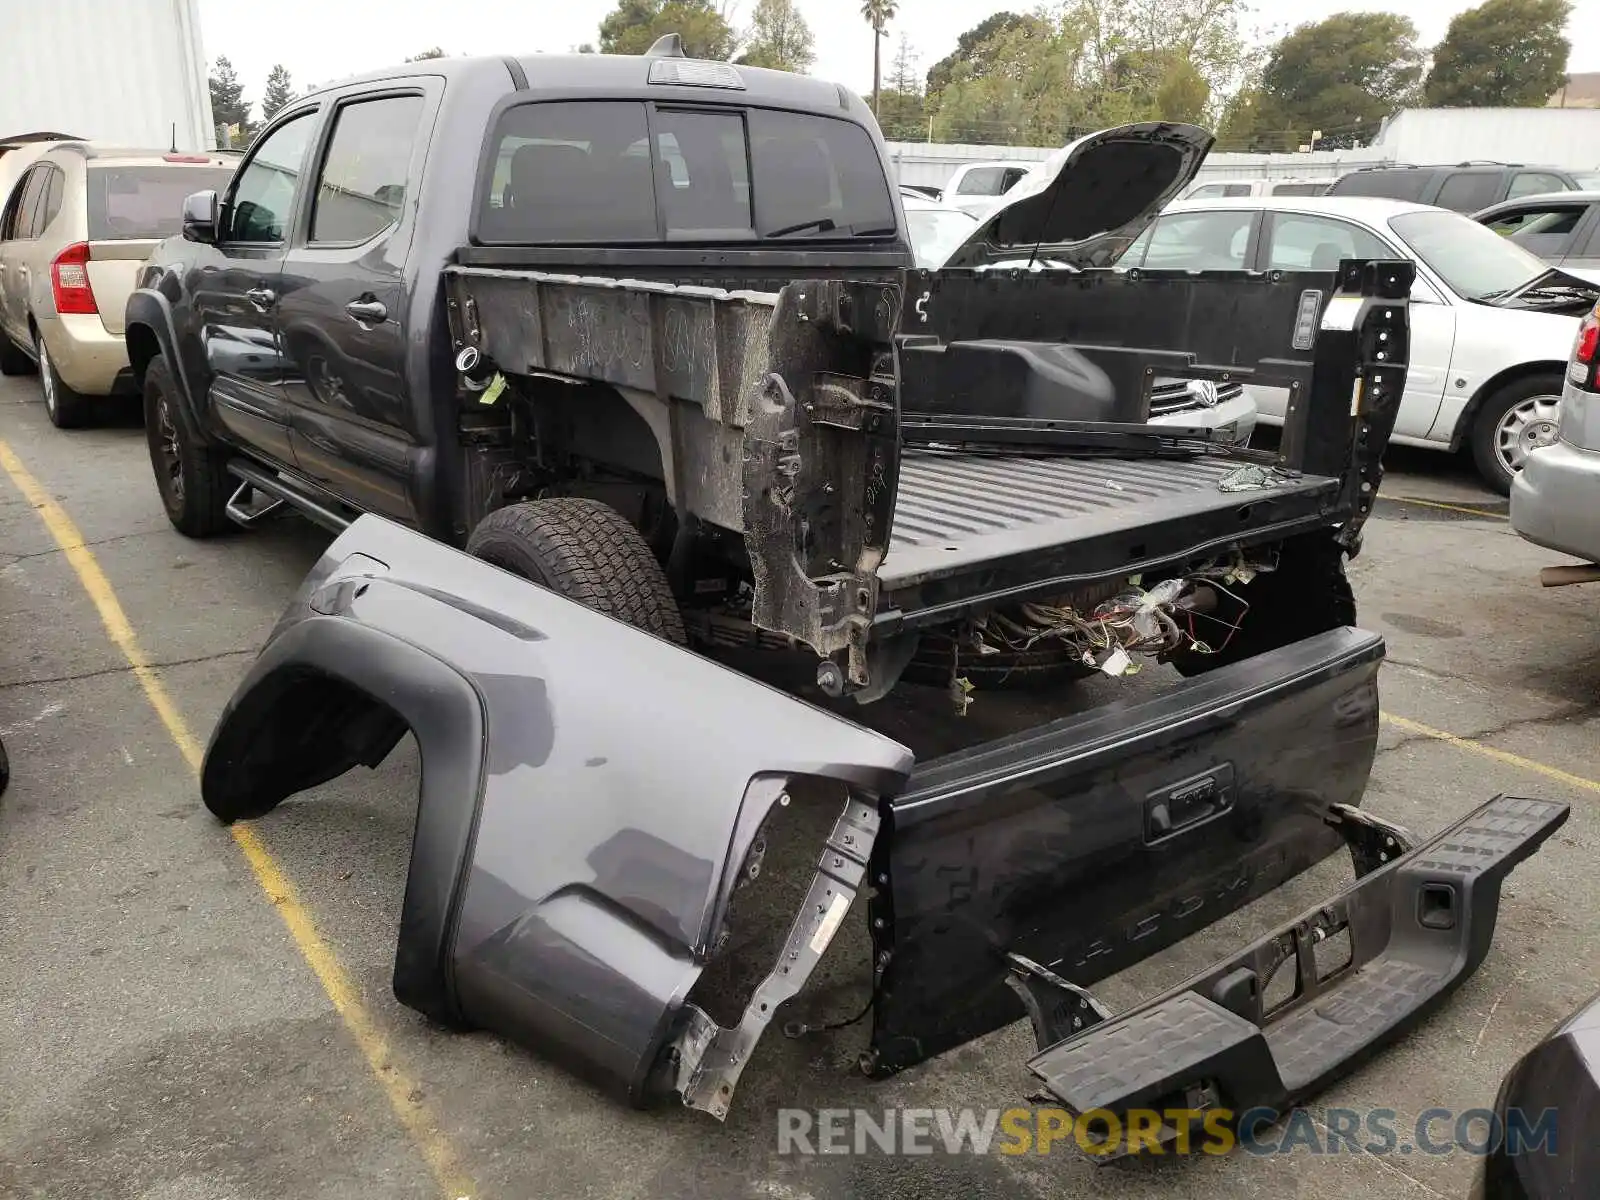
[127,44,1565,1137]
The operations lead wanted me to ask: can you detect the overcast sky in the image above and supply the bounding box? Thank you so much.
[198,0,1600,114]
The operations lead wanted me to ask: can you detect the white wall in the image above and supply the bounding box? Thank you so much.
[0,0,215,151]
[1373,108,1600,169]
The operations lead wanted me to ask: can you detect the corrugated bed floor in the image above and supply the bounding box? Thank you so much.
[880,452,1336,586]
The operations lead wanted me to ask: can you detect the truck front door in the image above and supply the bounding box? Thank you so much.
[198,109,318,467]
[277,87,434,523]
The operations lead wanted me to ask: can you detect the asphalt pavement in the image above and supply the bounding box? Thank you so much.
[0,373,1596,1200]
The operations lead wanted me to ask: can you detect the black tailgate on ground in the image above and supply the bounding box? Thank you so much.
[864,626,1384,1076]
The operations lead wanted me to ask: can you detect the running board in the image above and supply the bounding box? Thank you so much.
[225,461,353,534]
[224,480,285,528]
[1025,794,1568,1156]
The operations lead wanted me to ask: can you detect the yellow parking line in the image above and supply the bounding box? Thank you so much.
[1385,495,1510,520]
[0,439,476,1200]
[1383,712,1600,796]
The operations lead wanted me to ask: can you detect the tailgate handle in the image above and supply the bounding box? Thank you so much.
[1145,764,1235,843]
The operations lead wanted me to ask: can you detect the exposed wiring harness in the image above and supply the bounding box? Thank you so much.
[957,551,1276,685]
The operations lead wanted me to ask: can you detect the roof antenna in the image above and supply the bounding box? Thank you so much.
[170,121,178,154]
[647,32,686,57]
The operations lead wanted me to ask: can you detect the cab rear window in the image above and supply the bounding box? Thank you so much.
[87,165,235,241]
[474,100,896,245]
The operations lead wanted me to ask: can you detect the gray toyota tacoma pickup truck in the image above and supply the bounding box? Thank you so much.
[125,41,1566,1137]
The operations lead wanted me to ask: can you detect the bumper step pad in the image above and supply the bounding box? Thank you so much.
[1028,795,1568,1148]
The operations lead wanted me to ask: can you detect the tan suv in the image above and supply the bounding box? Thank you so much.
[0,145,235,427]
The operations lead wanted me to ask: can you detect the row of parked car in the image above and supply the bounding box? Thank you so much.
[902,161,1600,515]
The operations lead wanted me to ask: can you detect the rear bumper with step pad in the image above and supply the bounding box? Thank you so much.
[1017,793,1568,1157]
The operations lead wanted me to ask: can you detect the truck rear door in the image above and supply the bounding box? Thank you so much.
[278,83,440,521]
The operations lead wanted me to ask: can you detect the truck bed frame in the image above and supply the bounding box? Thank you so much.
[444,258,1412,691]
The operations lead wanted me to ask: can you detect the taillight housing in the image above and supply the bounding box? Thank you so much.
[51,242,97,316]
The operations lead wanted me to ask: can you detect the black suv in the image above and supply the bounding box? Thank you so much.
[1327,161,1582,212]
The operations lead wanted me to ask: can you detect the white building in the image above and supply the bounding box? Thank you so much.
[0,0,215,151]
[1369,107,1600,170]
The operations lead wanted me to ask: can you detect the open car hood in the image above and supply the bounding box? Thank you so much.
[942,121,1213,270]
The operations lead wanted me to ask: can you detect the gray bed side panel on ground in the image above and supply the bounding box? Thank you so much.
[201,514,914,1101]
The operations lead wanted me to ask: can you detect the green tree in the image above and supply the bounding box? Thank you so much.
[738,0,815,72]
[925,11,1030,99]
[924,0,1245,145]
[878,34,926,139]
[597,0,736,60]
[1071,0,1248,124]
[930,17,1080,145]
[208,56,254,147]
[260,64,295,120]
[861,0,899,115]
[1155,56,1210,122]
[1424,0,1572,107]
[407,47,448,61]
[1251,13,1425,150]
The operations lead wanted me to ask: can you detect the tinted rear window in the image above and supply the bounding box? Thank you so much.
[88,165,235,240]
[1329,169,1432,202]
[1434,171,1501,212]
[476,100,895,245]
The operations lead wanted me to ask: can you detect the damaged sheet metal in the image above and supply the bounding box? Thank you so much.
[201,515,912,1110]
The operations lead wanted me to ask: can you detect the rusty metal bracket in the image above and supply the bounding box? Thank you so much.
[676,794,881,1120]
[742,284,901,691]
[1005,953,1114,1052]
[1325,801,1415,878]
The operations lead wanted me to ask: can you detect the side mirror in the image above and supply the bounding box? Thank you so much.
[182,190,219,243]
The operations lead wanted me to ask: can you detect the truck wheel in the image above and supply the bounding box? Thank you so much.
[144,354,232,537]
[467,498,687,644]
[0,333,33,376]
[1471,373,1563,496]
[37,335,94,429]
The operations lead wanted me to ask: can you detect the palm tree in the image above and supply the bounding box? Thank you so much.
[861,0,898,115]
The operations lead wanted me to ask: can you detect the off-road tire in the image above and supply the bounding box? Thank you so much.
[1470,372,1564,496]
[144,354,232,537]
[0,333,33,376]
[467,498,687,644]
[38,335,94,429]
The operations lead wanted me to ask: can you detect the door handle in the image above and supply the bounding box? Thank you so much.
[246,287,277,311]
[345,298,387,324]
